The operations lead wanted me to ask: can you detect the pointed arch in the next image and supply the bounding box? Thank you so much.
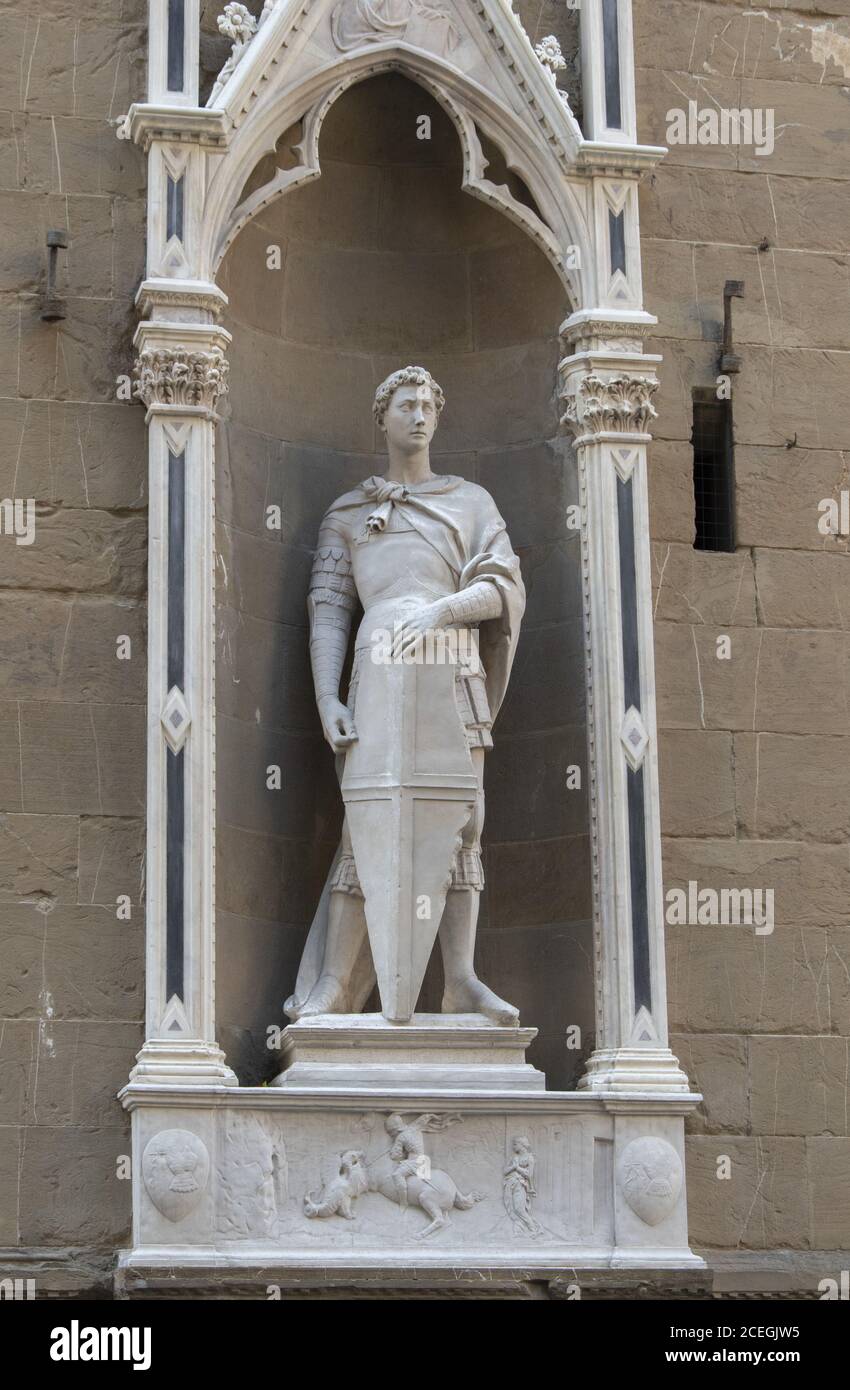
[200,44,593,308]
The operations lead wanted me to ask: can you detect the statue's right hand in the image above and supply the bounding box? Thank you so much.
[318,697,358,752]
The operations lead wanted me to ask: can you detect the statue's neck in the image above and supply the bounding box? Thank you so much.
[385,449,435,486]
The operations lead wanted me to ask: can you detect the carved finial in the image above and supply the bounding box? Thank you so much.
[533,33,573,112]
[218,2,259,45]
[534,34,567,80]
[209,2,276,106]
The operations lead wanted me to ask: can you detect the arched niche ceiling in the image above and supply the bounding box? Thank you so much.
[213,72,594,1089]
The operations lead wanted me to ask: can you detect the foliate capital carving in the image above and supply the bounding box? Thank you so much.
[561,373,659,438]
[133,347,230,412]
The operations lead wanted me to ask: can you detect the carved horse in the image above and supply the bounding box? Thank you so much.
[367,1159,481,1239]
[303,1147,482,1238]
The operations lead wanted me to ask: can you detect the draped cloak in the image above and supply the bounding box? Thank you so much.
[284,475,525,1018]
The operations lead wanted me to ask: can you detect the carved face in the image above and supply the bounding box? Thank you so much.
[383,382,439,454]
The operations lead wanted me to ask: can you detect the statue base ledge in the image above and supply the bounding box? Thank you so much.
[119,1084,699,1267]
[272,1013,546,1093]
[115,1249,707,1289]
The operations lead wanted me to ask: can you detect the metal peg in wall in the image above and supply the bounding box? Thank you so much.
[41,230,69,322]
[719,280,745,374]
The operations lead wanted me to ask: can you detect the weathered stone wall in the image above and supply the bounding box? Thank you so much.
[635,0,850,1257]
[0,1,148,1278]
[214,71,594,1091]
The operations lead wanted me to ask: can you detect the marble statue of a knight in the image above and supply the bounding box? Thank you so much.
[285,366,525,1025]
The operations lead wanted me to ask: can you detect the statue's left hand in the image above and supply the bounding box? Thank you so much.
[391,600,451,661]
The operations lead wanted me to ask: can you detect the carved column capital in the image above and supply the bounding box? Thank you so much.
[133,346,230,413]
[132,320,232,419]
[561,372,658,439]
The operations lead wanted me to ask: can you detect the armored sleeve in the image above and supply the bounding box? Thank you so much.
[444,580,503,626]
[308,520,358,706]
[308,521,357,625]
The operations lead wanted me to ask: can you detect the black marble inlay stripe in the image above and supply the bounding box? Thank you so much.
[166,449,186,1002]
[166,175,184,244]
[618,475,652,1012]
[602,0,623,130]
[617,476,640,711]
[166,748,185,1001]
[627,766,652,1011]
[609,209,627,277]
[168,451,185,690]
[167,0,186,93]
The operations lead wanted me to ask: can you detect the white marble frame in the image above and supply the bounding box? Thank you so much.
[121,0,692,1103]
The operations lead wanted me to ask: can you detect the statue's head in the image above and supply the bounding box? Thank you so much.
[373,366,445,456]
[385,1112,404,1137]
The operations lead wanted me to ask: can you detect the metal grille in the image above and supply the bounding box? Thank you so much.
[692,394,735,551]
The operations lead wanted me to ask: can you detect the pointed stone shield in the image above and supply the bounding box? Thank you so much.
[617,1137,683,1227]
[142,1129,210,1223]
[341,650,477,1022]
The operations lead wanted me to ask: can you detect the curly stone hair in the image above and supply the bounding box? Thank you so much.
[372,366,446,430]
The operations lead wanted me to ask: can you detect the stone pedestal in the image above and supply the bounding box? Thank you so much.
[272,1015,545,1093]
[118,1069,703,1277]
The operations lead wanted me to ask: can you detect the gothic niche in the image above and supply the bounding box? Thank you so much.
[213,73,593,1088]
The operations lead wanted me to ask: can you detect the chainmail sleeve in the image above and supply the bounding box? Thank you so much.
[308,521,357,704]
[443,580,503,626]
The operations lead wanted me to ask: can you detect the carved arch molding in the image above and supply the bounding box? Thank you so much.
[122,0,671,318]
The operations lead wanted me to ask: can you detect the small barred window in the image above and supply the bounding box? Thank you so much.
[692,391,735,552]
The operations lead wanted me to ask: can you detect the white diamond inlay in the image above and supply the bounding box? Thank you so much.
[161,685,191,754]
[620,705,649,771]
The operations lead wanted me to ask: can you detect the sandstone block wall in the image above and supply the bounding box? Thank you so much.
[635,0,850,1254]
[0,1,148,1275]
